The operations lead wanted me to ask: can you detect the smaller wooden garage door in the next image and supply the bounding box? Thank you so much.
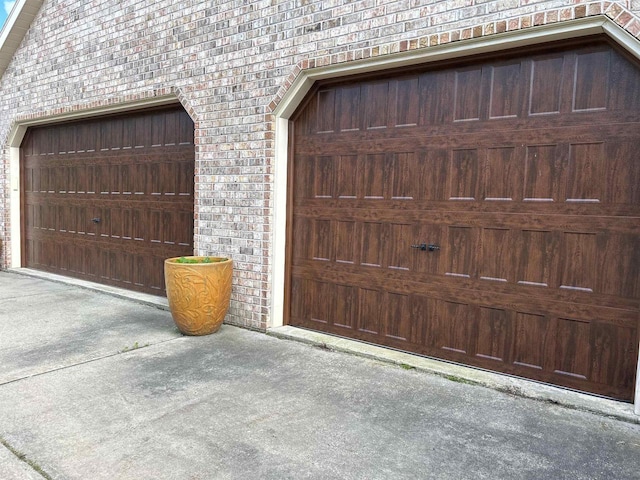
[288,40,640,401]
[22,106,195,295]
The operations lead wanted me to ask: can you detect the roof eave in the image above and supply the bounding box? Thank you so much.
[0,0,45,79]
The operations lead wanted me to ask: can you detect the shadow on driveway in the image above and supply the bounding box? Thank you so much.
[0,271,639,480]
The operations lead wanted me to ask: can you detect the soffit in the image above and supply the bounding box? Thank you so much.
[0,0,45,78]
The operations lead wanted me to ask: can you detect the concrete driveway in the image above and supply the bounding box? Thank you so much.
[0,271,639,480]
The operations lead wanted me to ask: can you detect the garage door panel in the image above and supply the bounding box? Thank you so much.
[386,223,412,271]
[390,152,416,200]
[162,211,194,247]
[175,211,195,247]
[363,153,387,199]
[448,149,479,200]
[479,227,514,283]
[311,280,332,325]
[121,163,138,194]
[334,220,358,264]
[566,142,605,202]
[148,256,166,293]
[426,299,472,355]
[360,222,383,268]
[414,223,444,274]
[394,77,420,127]
[289,42,640,401]
[290,277,307,322]
[606,142,640,205]
[334,284,358,330]
[298,203,639,233]
[294,223,639,312]
[483,146,520,201]
[291,271,638,398]
[554,317,592,380]
[385,292,412,341]
[515,229,558,288]
[112,251,132,284]
[573,49,610,111]
[418,149,449,201]
[313,156,335,198]
[444,225,477,279]
[590,323,638,389]
[359,288,381,335]
[474,306,512,363]
[610,52,640,110]
[297,120,640,158]
[597,234,640,299]
[529,54,566,114]
[364,81,390,129]
[85,246,98,279]
[308,218,331,262]
[488,61,525,119]
[417,70,450,126]
[454,67,483,122]
[512,312,554,372]
[23,107,194,295]
[523,144,565,202]
[559,232,597,293]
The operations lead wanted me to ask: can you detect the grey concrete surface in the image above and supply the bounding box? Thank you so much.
[0,273,180,385]
[0,271,639,480]
[268,326,640,424]
[0,442,45,480]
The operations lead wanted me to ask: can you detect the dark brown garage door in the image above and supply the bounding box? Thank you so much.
[288,40,640,401]
[22,106,195,295]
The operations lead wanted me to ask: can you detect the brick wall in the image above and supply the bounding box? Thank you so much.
[1,0,639,330]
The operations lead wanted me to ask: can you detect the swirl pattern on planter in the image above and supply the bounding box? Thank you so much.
[164,258,233,335]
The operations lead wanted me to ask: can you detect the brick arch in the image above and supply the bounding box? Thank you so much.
[269,8,640,115]
[11,86,198,136]
[5,86,200,271]
[268,10,640,413]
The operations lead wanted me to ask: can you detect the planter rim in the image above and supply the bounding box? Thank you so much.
[165,256,232,264]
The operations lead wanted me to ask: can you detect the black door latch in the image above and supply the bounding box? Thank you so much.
[411,243,440,252]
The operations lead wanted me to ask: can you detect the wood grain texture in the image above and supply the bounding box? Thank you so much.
[288,41,640,401]
[22,106,195,295]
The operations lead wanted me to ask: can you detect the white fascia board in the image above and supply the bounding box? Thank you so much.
[0,0,45,79]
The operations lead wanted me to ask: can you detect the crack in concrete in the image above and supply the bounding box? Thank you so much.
[0,436,52,480]
[0,336,182,387]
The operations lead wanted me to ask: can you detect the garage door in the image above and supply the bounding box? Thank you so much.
[288,40,640,401]
[22,106,194,295]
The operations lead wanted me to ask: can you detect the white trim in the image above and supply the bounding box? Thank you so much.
[270,17,640,411]
[7,95,180,147]
[7,95,182,269]
[273,17,640,118]
[9,145,21,268]
[270,116,291,328]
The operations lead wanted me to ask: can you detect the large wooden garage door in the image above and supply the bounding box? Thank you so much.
[22,106,194,295]
[288,40,640,401]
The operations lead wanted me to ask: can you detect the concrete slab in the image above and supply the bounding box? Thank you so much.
[0,272,180,385]
[0,327,638,479]
[0,442,45,480]
[6,268,169,310]
[0,271,639,479]
[268,326,639,424]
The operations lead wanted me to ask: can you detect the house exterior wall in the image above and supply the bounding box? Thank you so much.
[1,0,640,330]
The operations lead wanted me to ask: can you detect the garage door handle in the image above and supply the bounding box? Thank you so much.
[91,217,101,224]
[411,243,440,251]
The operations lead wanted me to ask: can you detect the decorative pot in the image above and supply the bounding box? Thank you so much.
[164,256,233,335]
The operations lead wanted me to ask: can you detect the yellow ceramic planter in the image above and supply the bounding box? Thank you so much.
[164,256,233,335]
